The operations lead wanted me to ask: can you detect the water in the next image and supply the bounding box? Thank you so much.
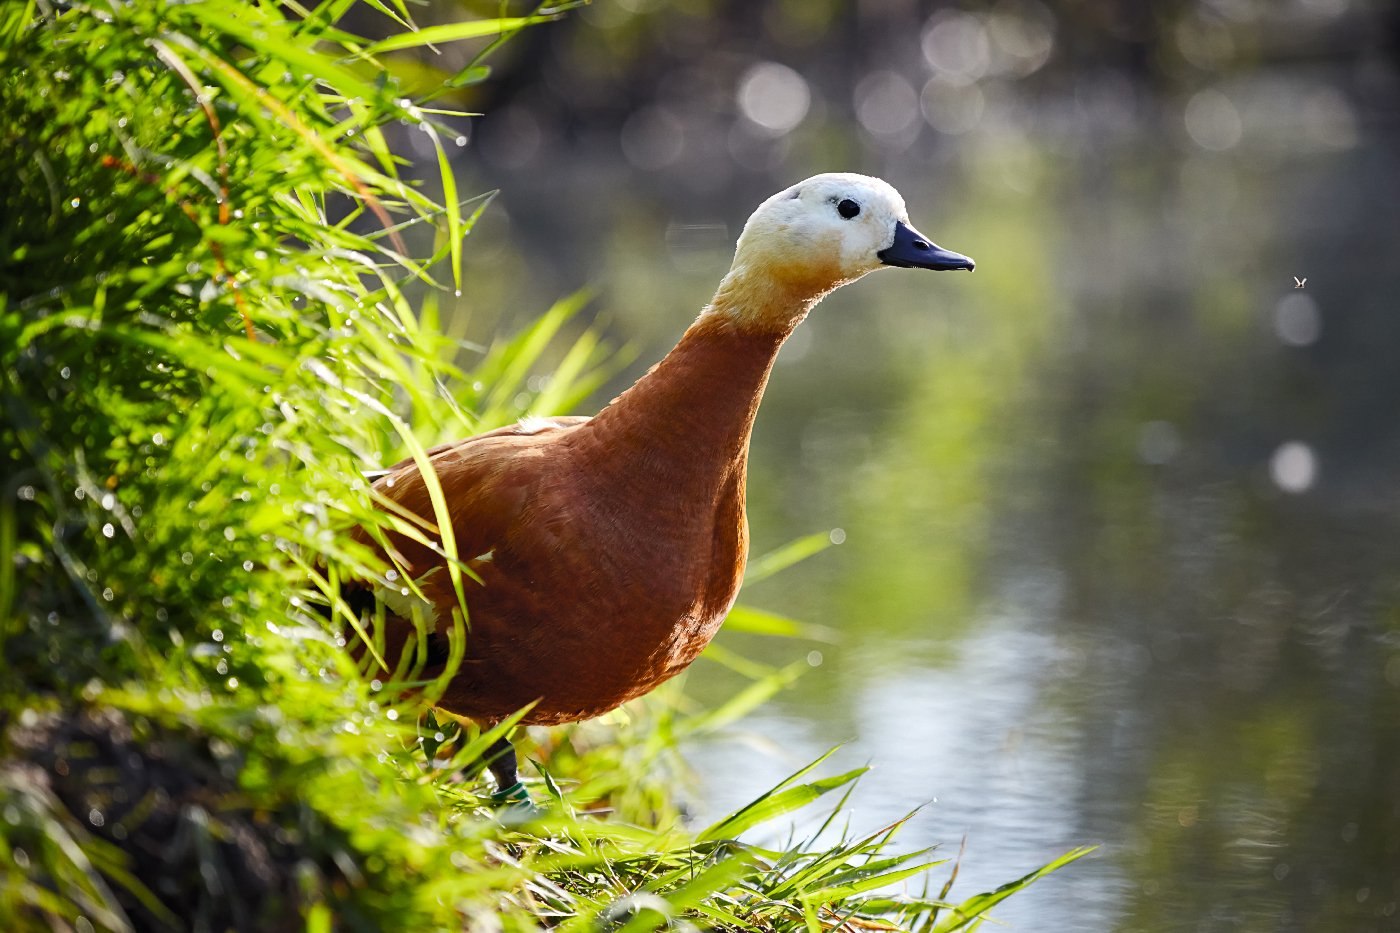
[670,165,1400,926]
[453,141,1400,925]
[410,3,1400,926]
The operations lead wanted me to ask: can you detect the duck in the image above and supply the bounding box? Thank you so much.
[345,173,973,804]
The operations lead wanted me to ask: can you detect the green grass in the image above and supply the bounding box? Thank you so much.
[0,0,1087,928]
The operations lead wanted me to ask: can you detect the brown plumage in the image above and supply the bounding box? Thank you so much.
[356,318,781,724]
[346,174,973,787]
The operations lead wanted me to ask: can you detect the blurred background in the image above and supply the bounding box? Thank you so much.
[378,1,1400,929]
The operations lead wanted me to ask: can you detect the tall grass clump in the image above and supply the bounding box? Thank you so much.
[0,0,1085,928]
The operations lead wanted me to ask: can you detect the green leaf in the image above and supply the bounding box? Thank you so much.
[680,659,808,736]
[447,64,492,88]
[722,604,837,641]
[744,531,838,585]
[808,857,947,902]
[699,751,866,842]
[182,7,380,104]
[428,126,463,293]
[358,16,560,56]
[931,847,1097,931]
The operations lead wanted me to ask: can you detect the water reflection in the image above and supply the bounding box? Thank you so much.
[387,0,1400,927]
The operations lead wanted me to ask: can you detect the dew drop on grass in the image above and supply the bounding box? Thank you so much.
[101,523,114,538]
[454,135,467,147]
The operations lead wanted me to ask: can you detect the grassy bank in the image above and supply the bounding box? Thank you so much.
[0,1,1085,928]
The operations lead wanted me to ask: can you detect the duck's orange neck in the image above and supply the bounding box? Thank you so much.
[589,313,787,474]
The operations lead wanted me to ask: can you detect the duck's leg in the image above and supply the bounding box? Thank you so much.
[485,733,533,809]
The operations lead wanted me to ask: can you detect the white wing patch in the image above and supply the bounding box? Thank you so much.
[517,415,562,435]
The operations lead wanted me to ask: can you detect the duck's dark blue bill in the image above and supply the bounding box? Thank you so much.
[878,221,975,271]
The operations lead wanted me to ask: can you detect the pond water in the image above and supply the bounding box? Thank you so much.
[680,160,1400,926]
[430,3,1400,927]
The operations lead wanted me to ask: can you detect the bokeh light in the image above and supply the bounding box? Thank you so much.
[986,0,1056,76]
[1270,441,1318,493]
[855,71,920,141]
[1137,421,1183,465]
[1272,293,1321,347]
[1184,88,1242,150]
[921,78,985,135]
[922,11,991,86]
[737,62,810,136]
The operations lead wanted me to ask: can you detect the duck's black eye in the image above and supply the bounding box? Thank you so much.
[837,198,860,219]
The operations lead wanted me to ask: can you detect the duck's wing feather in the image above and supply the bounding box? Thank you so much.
[362,416,591,482]
[357,415,590,576]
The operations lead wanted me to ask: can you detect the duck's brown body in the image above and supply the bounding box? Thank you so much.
[357,317,786,725]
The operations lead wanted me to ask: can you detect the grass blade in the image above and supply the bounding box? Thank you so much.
[358,16,561,56]
[700,763,867,843]
[744,531,837,585]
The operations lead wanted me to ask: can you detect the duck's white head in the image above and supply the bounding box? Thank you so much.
[708,173,973,331]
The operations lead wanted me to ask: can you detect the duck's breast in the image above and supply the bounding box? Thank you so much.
[441,448,749,724]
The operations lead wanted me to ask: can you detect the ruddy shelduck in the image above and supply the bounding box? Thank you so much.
[348,174,973,803]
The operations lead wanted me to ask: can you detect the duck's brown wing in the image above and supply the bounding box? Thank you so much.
[363,416,591,482]
[357,415,588,576]
[343,415,592,681]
